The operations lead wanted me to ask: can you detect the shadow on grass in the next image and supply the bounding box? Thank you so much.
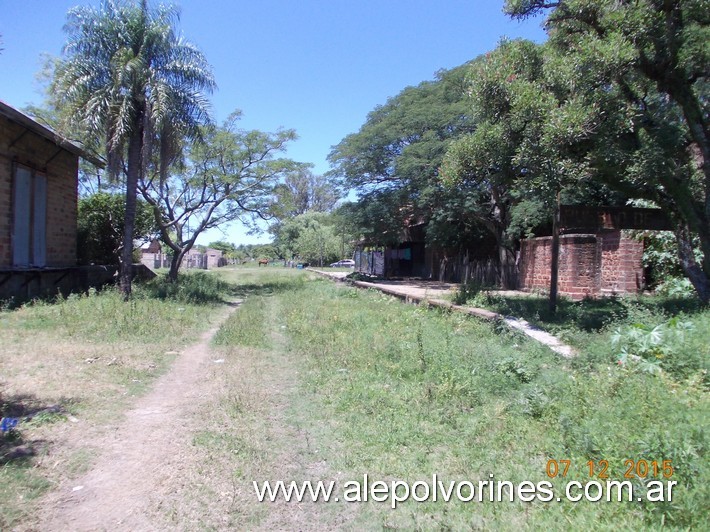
[1,393,76,465]
[230,281,307,299]
[483,293,706,332]
[139,270,311,305]
[138,272,232,305]
[1,270,313,311]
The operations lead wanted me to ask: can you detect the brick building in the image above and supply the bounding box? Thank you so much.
[1,100,106,299]
[140,240,226,271]
[519,230,644,299]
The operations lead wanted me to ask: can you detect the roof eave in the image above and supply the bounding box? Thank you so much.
[0,99,106,168]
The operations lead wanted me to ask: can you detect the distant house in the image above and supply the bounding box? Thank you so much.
[140,239,168,269]
[0,99,106,299]
[204,247,226,269]
[181,247,225,270]
[139,242,226,272]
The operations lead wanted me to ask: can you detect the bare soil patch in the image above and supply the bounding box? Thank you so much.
[31,303,242,531]
[150,295,355,530]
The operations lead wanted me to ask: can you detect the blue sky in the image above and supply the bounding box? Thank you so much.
[0,0,546,245]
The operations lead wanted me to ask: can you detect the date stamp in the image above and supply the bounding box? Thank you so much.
[546,459,674,479]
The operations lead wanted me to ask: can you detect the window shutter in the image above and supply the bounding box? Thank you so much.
[12,166,32,267]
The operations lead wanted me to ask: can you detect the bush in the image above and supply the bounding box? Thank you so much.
[77,193,156,265]
[611,317,696,377]
[634,229,702,293]
[138,271,231,305]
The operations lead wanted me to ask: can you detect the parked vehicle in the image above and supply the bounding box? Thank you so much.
[330,259,355,268]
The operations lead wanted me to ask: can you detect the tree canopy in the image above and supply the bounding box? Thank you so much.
[270,166,341,220]
[272,212,348,266]
[52,0,215,297]
[139,112,298,280]
[500,0,709,301]
[328,64,481,251]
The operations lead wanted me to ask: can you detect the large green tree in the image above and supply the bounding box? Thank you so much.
[273,212,344,266]
[53,0,215,298]
[442,40,556,278]
[504,0,709,301]
[270,166,341,219]
[77,192,156,266]
[139,113,298,281]
[328,64,478,249]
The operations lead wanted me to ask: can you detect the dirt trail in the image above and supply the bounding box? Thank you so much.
[35,303,242,531]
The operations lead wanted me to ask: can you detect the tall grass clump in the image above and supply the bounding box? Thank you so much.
[140,271,232,305]
[8,288,201,344]
[2,271,235,345]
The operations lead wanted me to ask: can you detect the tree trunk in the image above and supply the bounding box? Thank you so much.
[498,244,517,290]
[490,219,516,289]
[676,225,710,304]
[120,126,143,300]
[168,249,186,282]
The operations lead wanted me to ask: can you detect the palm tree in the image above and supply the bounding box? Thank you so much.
[53,0,215,298]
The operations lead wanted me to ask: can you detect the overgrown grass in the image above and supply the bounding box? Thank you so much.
[469,290,705,333]
[4,268,706,528]
[456,290,710,384]
[158,269,343,529]
[211,271,708,529]
[212,269,311,350]
[140,270,233,305]
[0,271,234,528]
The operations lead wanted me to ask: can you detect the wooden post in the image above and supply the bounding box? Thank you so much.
[549,192,560,314]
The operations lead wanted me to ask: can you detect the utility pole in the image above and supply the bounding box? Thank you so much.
[549,190,560,314]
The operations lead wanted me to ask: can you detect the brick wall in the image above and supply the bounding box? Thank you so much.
[0,114,79,268]
[519,231,644,299]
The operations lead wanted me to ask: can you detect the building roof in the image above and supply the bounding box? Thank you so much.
[0,99,105,168]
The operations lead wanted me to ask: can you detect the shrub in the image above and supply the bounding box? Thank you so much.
[611,317,694,376]
[138,271,231,305]
[77,192,155,265]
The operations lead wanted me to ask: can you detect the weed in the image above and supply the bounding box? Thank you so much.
[452,279,494,307]
[497,356,537,383]
[612,317,696,377]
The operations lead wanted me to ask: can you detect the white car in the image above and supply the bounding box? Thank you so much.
[330,259,355,268]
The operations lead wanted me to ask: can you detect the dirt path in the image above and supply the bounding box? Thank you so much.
[35,302,242,531]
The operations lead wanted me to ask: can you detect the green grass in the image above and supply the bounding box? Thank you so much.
[212,270,708,529]
[3,268,706,529]
[0,271,234,529]
[455,290,710,383]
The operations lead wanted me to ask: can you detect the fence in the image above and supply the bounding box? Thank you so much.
[438,256,519,289]
[353,249,385,276]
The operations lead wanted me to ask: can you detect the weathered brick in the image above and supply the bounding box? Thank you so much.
[520,230,644,298]
[1,110,79,268]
